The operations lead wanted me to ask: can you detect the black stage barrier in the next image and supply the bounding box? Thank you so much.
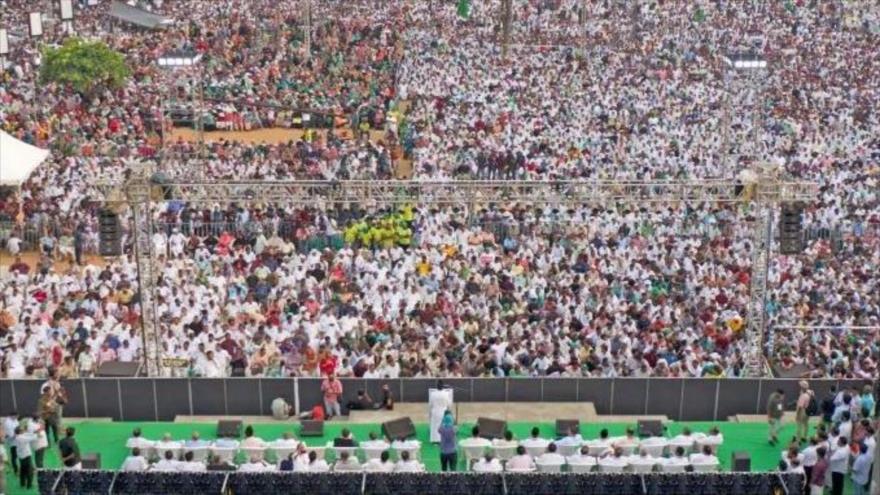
[37,469,804,495]
[4,378,875,423]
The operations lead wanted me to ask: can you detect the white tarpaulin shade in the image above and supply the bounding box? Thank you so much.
[0,130,50,186]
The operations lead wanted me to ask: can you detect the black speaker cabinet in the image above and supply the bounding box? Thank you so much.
[381,417,416,440]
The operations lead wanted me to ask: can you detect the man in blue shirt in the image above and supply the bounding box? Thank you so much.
[850,442,872,495]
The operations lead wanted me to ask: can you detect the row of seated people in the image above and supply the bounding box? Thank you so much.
[460,426,723,459]
[121,446,425,473]
[123,426,425,472]
[469,444,720,474]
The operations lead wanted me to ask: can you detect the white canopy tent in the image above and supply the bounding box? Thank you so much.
[0,130,50,186]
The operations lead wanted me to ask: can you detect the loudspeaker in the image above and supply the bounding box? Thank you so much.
[217,420,242,438]
[98,209,122,256]
[555,419,580,437]
[300,420,324,437]
[637,420,664,437]
[732,451,751,472]
[778,202,804,255]
[476,417,507,440]
[81,452,101,469]
[381,417,416,440]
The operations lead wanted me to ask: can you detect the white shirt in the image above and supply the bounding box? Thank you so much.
[472,458,503,472]
[394,460,424,472]
[121,455,150,472]
[179,461,206,472]
[304,460,330,472]
[801,445,818,467]
[829,445,849,474]
[14,433,37,459]
[690,453,719,465]
[598,455,628,467]
[520,437,550,449]
[239,461,275,472]
[536,452,566,465]
[363,459,395,472]
[126,437,155,449]
[152,459,182,471]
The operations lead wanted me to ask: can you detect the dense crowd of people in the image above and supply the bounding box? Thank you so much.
[0,0,879,380]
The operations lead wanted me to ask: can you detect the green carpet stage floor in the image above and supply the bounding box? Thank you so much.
[1,420,837,495]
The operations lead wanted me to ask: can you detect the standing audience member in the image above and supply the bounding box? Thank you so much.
[437,411,457,472]
[767,389,785,445]
[321,373,343,418]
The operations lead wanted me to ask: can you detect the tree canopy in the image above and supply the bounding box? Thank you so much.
[40,38,130,95]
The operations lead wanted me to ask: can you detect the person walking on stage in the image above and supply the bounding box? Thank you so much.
[767,389,785,445]
[437,411,457,471]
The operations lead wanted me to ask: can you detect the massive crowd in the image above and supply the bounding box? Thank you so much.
[0,0,879,380]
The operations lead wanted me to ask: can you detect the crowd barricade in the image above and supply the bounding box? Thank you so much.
[3,377,873,422]
[36,469,803,495]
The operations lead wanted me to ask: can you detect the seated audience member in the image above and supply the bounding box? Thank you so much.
[706,426,724,444]
[460,426,491,448]
[671,427,695,445]
[472,452,503,472]
[690,445,720,465]
[292,444,310,470]
[334,428,358,447]
[665,446,690,467]
[520,427,549,449]
[613,428,639,447]
[125,428,154,450]
[391,436,421,450]
[394,450,423,472]
[506,446,535,471]
[536,443,566,465]
[207,454,237,471]
[333,450,361,471]
[271,432,299,449]
[155,433,182,453]
[305,450,330,472]
[364,450,395,472]
[214,436,240,449]
[179,451,206,472]
[492,430,517,448]
[121,448,150,472]
[557,427,583,446]
[241,425,268,449]
[279,453,295,472]
[152,450,182,471]
[361,431,390,450]
[378,384,395,410]
[567,445,595,464]
[346,390,374,411]
[185,431,209,448]
[239,454,274,472]
[271,397,292,420]
[597,446,628,469]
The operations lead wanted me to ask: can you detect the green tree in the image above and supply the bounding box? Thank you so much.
[40,38,130,95]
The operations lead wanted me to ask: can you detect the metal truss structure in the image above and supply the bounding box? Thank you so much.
[110,176,815,377]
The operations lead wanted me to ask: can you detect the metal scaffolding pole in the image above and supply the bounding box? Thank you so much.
[304,0,312,61]
[112,178,815,377]
[501,0,512,58]
[126,175,162,377]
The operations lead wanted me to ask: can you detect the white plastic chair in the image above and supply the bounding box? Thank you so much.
[616,443,638,456]
[535,460,564,473]
[668,439,694,455]
[659,462,688,473]
[241,447,267,462]
[187,447,210,463]
[598,463,625,473]
[461,444,488,469]
[328,444,359,463]
[639,442,667,458]
[211,446,238,463]
[557,443,581,457]
[691,463,719,472]
[492,444,518,463]
[523,444,548,458]
[628,461,656,473]
[506,467,536,473]
[362,446,387,461]
[585,442,611,457]
[393,445,420,461]
[567,461,595,473]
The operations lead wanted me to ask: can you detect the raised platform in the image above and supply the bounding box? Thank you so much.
[174,402,670,427]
